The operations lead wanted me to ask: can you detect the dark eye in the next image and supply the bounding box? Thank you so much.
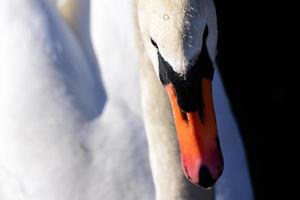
[150,37,158,49]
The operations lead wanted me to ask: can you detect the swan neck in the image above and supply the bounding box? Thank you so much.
[136,34,214,200]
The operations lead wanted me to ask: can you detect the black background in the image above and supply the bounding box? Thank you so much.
[214,1,295,199]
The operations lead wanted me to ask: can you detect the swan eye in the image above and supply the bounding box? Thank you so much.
[150,37,158,49]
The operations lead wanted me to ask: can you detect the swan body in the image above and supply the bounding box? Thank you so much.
[0,1,98,199]
[0,1,152,199]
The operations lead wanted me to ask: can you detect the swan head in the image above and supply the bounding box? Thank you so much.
[136,0,223,188]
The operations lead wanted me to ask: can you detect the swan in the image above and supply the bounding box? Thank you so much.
[131,0,254,199]
[134,0,223,190]
[0,0,253,199]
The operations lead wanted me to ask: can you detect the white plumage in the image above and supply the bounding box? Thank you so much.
[0,0,253,199]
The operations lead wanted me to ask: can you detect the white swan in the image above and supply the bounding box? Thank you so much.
[135,0,223,189]
[132,0,253,199]
[0,0,253,199]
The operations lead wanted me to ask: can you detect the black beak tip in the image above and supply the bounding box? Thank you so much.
[198,165,218,189]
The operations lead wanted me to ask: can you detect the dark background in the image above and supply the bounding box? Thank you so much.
[214,1,294,199]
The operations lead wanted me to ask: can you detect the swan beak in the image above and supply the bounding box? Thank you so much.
[165,78,224,188]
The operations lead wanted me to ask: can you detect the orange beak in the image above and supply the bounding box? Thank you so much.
[165,78,223,188]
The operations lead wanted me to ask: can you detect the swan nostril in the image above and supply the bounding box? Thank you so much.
[198,165,216,189]
[180,110,188,122]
